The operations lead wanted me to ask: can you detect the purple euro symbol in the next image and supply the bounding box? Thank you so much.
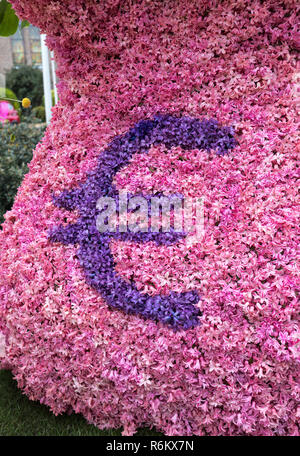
[49,114,237,330]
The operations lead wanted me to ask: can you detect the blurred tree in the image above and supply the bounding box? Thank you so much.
[6,64,43,107]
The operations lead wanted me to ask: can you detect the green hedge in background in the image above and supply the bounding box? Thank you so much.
[32,105,46,122]
[5,65,44,109]
[0,120,46,223]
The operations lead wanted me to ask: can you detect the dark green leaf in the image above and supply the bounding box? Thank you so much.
[0,2,19,37]
[0,0,8,25]
[0,0,7,24]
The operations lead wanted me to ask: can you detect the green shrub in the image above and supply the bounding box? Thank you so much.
[21,112,43,124]
[5,65,43,108]
[0,87,21,115]
[0,122,46,223]
[32,105,46,122]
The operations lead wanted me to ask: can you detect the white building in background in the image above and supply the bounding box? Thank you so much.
[0,25,42,87]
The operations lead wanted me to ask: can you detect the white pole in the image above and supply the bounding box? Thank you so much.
[40,33,52,124]
[50,50,58,104]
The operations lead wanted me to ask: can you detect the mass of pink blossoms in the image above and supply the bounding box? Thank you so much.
[0,0,299,435]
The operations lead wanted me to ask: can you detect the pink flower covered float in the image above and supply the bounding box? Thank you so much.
[0,0,299,436]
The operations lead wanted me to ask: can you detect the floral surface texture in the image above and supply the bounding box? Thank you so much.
[0,0,299,436]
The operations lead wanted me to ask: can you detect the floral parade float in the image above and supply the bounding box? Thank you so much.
[0,0,299,435]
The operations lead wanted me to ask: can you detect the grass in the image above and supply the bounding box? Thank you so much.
[0,369,162,436]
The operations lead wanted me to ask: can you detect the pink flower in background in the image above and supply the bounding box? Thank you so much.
[0,101,10,121]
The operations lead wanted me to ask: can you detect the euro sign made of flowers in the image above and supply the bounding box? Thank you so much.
[49,114,237,330]
[0,0,299,438]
